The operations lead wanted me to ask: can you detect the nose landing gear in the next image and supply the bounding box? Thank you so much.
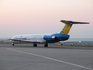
[12,43,14,46]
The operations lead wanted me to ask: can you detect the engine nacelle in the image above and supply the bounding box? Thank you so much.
[52,36,57,40]
[43,33,69,43]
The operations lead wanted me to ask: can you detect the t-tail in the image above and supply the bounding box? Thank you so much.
[60,20,89,34]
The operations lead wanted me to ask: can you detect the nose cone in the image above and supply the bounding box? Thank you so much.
[9,35,18,41]
[11,36,16,39]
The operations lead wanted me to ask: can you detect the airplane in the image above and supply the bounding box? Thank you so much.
[10,20,89,47]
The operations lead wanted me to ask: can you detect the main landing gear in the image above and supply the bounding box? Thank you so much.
[44,43,48,47]
[33,43,37,47]
[11,43,48,47]
[33,43,48,47]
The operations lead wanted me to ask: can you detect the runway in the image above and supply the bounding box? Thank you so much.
[0,44,93,70]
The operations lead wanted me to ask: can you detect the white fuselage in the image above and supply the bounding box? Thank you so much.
[11,33,54,43]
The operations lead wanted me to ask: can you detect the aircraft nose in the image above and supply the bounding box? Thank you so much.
[11,36,18,40]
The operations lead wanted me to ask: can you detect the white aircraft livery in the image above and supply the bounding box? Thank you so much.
[10,20,89,47]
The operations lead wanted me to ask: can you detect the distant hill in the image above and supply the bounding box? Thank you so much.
[0,38,10,42]
[68,38,93,41]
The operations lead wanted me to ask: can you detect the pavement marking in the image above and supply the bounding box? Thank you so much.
[7,48,93,70]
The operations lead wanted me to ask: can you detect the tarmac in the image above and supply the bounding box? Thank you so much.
[0,44,93,70]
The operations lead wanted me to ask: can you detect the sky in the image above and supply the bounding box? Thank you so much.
[0,0,93,38]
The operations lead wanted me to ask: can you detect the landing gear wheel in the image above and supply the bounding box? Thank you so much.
[33,43,37,47]
[12,43,14,46]
[44,43,48,47]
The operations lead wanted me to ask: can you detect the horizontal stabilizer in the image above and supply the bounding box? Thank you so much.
[60,20,89,34]
[60,20,89,24]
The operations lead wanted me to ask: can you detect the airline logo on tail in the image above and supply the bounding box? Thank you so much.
[60,20,89,34]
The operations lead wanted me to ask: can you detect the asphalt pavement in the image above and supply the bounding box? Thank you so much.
[0,44,93,70]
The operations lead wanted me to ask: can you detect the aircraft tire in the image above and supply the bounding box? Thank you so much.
[12,43,14,46]
[44,43,48,47]
[33,43,37,47]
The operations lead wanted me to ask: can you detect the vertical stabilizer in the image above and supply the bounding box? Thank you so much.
[60,20,89,34]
